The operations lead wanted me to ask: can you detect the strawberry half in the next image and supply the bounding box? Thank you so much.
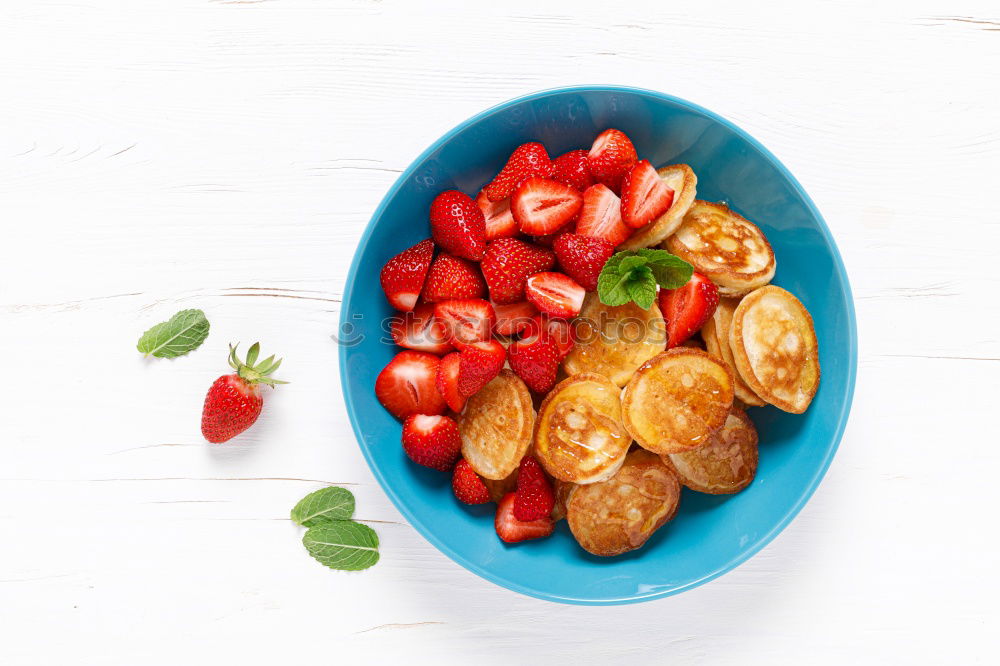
[550,149,595,191]
[457,339,506,397]
[430,190,487,261]
[620,159,675,229]
[575,184,632,247]
[433,298,496,346]
[552,232,615,292]
[511,177,583,236]
[587,128,637,193]
[658,272,720,348]
[375,350,447,420]
[436,352,466,413]
[513,456,555,521]
[480,238,555,304]
[423,253,486,303]
[475,190,519,240]
[525,272,585,318]
[507,329,561,394]
[452,458,491,504]
[401,414,462,471]
[484,142,553,202]
[522,314,575,359]
[492,300,538,336]
[495,492,554,543]
[379,238,434,311]
[390,303,454,355]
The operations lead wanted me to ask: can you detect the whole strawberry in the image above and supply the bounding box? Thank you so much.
[553,232,615,292]
[430,190,487,261]
[201,343,287,443]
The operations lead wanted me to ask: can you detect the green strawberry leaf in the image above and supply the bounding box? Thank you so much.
[290,486,355,527]
[626,267,658,310]
[303,522,380,571]
[137,309,210,358]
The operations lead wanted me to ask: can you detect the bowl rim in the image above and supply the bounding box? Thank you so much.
[339,85,858,605]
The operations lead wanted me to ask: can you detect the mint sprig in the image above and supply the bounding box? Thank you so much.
[137,309,210,358]
[292,486,379,571]
[597,249,693,310]
[290,486,355,527]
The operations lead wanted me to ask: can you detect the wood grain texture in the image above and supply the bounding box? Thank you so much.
[1,0,998,663]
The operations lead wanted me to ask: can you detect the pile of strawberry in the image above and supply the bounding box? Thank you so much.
[375,129,683,543]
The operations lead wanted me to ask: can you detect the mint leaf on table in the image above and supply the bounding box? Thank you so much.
[290,486,355,527]
[597,250,693,309]
[137,309,210,358]
[303,522,380,571]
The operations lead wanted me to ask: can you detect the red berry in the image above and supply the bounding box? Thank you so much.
[436,352,466,413]
[201,343,285,444]
[510,177,583,236]
[551,149,596,191]
[401,414,462,471]
[525,272,585,318]
[484,142,553,202]
[587,128,637,193]
[620,159,675,229]
[552,232,615,292]
[457,339,506,397]
[513,456,555,521]
[433,298,496,346]
[422,253,486,303]
[379,238,434,311]
[495,492,554,543]
[390,303,454,355]
[480,238,555,304]
[522,314,575,359]
[475,190,519,240]
[492,300,538,336]
[452,459,491,504]
[658,272,720,348]
[375,350,447,420]
[574,184,632,247]
[507,329,561,394]
[430,190,487,261]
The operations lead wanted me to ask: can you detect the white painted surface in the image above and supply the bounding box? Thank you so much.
[2,1,998,663]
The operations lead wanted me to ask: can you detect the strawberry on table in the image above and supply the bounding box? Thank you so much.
[552,232,615,292]
[511,177,583,236]
[433,298,496,346]
[390,303,454,355]
[550,149,596,191]
[423,253,486,302]
[513,456,555,521]
[375,350,448,419]
[401,414,462,471]
[484,142,553,202]
[658,271,720,348]
[201,343,287,444]
[452,459,491,505]
[430,190,487,261]
[525,272,585,318]
[575,183,632,247]
[457,338,506,396]
[492,300,538,336]
[480,238,555,304]
[587,128,638,193]
[495,492,554,543]
[507,329,561,393]
[379,238,434,311]
[620,159,675,229]
[435,352,466,413]
[475,190,519,240]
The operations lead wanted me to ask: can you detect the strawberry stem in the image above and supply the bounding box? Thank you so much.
[228,342,288,387]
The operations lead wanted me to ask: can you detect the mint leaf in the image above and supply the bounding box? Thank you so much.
[617,255,648,273]
[137,309,210,358]
[597,267,633,306]
[598,249,694,309]
[635,248,674,265]
[303,522,380,571]
[290,486,355,527]
[626,267,658,309]
[648,255,693,289]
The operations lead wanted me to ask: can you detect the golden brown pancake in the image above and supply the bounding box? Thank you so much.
[551,480,576,522]
[566,449,681,556]
[620,164,697,250]
[458,370,535,479]
[728,285,820,414]
[621,348,734,455]
[702,297,767,406]
[665,408,758,494]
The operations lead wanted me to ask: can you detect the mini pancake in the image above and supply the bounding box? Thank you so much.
[621,348,734,455]
[665,201,776,297]
[458,370,535,479]
[728,285,820,414]
[534,373,631,484]
[562,293,666,387]
[620,164,697,250]
[566,449,681,556]
[702,297,767,407]
[551,480,576,522]
[665,408,759,494]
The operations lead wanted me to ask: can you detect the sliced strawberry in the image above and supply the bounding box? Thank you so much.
[390,303,454,355]
[507,329,561,394]
[550,149,595,191]
[587,128,637,193]
[423,253,486,303]
[513,456,555,521]
[511,177,583,236]
[379,238,434,311]
[436,352,466,413]
[525,272,585,318]
[457,339,506,397]
[552,232,615,292]
[620,159,675,229]
[484,142,553,202]
[401,414,462,471]
[495,492,554,543]
[452,458,491,504]
[433,299,495,346]
[430,190,487,261]
[375,350,447,420]
[658,272,720,348]
[492,300,538,336]
[475,190,519,240]
[522,314,575,359]
[480,238,555,304]
[575,184,632,247]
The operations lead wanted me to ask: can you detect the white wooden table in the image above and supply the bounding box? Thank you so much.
[3,1,998,663]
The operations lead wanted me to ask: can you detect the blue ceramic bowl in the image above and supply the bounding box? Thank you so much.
[340,86,856,605]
